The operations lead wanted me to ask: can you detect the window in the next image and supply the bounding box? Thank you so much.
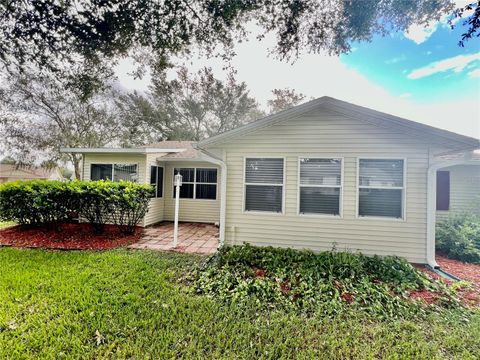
[299,158,342,215]
[358,159,405,219]
[150,166,164,198]
[436,171,450,211]
[173,168,217,200]
[244,158,284,213]
[91,164,138,182]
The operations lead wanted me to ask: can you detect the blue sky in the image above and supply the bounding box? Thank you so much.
[117,7,480,138]
[342,22,480,104]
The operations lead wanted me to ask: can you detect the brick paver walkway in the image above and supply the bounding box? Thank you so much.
[130,222,219,255]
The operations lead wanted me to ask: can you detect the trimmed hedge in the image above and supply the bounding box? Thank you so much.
[0,180,154,234]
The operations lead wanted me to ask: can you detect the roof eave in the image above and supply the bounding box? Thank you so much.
[60,147,186,154]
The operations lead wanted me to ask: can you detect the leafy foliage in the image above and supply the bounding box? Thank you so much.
[436,213,480,264]
[450,1,480,46]
[0,71,124,179]
[0,180,153,234]
[194,244,459,317]
[116,66,263,143]
[267,88,307,113]
[0,0,458,94]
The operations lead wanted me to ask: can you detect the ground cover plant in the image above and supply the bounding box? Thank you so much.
[0,180,153,234]
[193,244,465,317]
[436,213,480,264]
[0,248,479,359]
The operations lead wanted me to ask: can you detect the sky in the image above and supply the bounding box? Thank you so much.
[116,3,480,139]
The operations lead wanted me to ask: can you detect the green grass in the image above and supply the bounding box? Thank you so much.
[0,248,479,359]
[0,221,15,229]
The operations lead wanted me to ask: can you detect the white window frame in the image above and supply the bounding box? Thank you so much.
[356,157,407,221]
[297,157,344,218]
[242,156,286,215]
[172,167,218,201]
[150,165,164,198]
[90,163,139,182]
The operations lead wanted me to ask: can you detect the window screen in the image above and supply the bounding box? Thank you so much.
[150,166,164,198]
[244,158,284,213]
[173,167,217,200]
[114,164,138,182]
[358,159,404,218]
[299,158,341,215]
[91,164,112,181]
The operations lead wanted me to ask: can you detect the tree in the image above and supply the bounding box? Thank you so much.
[0,72,124,179]
[268,88,307,114]
[0,0,464,94]
[116,66,262,142]
[451,1,480,46]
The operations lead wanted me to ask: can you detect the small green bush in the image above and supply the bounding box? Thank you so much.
[436,213,480,264]
[193,244,457,318]
[0,180,154,234]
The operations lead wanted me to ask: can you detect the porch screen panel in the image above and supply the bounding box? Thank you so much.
[91,164,113,181]
[113,164,138,182]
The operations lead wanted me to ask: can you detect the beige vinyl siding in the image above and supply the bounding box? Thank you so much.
[436,165,480,222]
[144,153,165,226]
[163,161,221,223]
[216,108,431,263]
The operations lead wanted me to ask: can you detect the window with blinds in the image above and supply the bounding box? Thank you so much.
[299,158,342,215]
[91,164,138,182]
[173,168,217,200]
[244,158,284,213]
[150,166,164,198]
[358,159,405,218]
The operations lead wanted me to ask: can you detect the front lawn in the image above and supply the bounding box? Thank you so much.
[0,221,15,229]
[1,248,479,359]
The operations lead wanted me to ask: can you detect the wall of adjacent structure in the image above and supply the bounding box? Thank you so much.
[436,164,480,222]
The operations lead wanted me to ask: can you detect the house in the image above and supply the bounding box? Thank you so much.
[0,164,63,183]
[61,96,480,266]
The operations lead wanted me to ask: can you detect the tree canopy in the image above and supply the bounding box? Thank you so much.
[2,0,470,96]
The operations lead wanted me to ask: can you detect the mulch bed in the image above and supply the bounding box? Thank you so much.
[415,256,480,307]
[0,223,142,250]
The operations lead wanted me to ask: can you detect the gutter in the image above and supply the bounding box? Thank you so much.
[193,144,227,247]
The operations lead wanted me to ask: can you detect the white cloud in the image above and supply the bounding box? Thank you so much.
[407,53,480,79]
[404,23,439,44]
[399,93,412,98]
[468,69,480,78]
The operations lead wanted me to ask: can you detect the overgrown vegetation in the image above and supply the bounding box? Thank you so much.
[193,244,460,318]
[1,248,479,359]
[437,213,480,264]
[0,180,153,234]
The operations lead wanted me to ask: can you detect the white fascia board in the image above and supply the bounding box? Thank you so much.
[60,147,185,154]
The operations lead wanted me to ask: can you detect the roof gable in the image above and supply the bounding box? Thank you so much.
[197,96,479,151]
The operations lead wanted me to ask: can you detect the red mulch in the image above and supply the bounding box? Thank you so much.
[0,223,142,250]
[414,256,480,307]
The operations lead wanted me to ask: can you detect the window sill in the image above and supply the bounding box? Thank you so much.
[356,215,405,222]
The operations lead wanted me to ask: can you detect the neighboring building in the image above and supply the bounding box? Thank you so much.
[62,96,480,266]
[0,164,63,183]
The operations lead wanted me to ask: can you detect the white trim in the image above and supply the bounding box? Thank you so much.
[355,157,407,221]
[297,157,344,218]
[242,156,286,215]
[61,147,185,154]
[172,167,218,201]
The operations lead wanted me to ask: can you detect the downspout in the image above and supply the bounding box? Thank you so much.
[426,152,476,269]
[193,145,227,247]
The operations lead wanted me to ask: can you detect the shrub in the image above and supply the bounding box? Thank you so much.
[0,180,154,234]
[436,213,480,264]
[193,244,457,318]
[0,180,77,226]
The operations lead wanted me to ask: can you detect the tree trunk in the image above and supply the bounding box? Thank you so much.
[73,156,82,180]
